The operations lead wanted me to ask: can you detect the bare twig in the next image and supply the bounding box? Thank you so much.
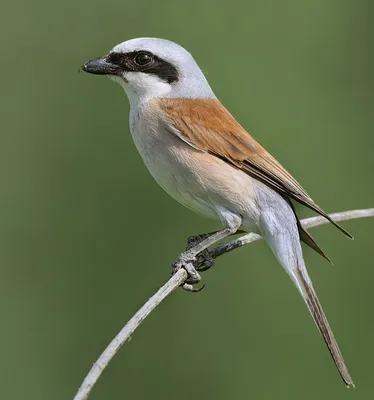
[73,208,374,400]
[211,208,374,259]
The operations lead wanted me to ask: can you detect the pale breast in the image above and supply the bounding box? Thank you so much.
[129,104,218,219]
[128,102,260,229]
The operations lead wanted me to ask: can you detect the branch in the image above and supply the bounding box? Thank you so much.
[211,208,374,259]
[73,208,374,400]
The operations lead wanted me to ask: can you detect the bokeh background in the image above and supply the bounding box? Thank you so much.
[0,0,373,399]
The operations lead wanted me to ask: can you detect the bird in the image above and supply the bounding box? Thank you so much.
[81,37,354,386]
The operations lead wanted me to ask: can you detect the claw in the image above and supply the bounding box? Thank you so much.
[182,283,206,292]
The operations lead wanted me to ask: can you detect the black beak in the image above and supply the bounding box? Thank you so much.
[81,56,121,75]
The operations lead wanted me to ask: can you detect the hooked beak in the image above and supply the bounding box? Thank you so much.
[81,56,122,76]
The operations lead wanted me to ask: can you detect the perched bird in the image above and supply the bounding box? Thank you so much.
[82,37,353,386]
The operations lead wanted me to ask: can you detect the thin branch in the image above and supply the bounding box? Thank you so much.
[73,208,374,400]
[73,268,187,400]
[211,208,374,259]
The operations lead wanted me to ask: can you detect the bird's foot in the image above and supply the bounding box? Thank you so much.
[172,254,205,292]
[170,234,217,293]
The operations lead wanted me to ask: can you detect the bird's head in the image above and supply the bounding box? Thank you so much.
[81,37,215,104]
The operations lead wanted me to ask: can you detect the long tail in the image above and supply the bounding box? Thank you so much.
[292,265,354,386]
[258,196,354,386]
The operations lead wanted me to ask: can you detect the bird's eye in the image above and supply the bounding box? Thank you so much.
[134,52,153,66]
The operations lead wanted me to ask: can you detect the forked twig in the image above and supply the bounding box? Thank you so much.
[73,208,374,400]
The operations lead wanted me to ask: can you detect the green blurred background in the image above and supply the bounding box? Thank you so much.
[0,0,373,399]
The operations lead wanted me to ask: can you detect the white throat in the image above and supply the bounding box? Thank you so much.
[110,73,171,108]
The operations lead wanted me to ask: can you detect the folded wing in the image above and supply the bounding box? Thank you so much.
[159,97,352,242]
